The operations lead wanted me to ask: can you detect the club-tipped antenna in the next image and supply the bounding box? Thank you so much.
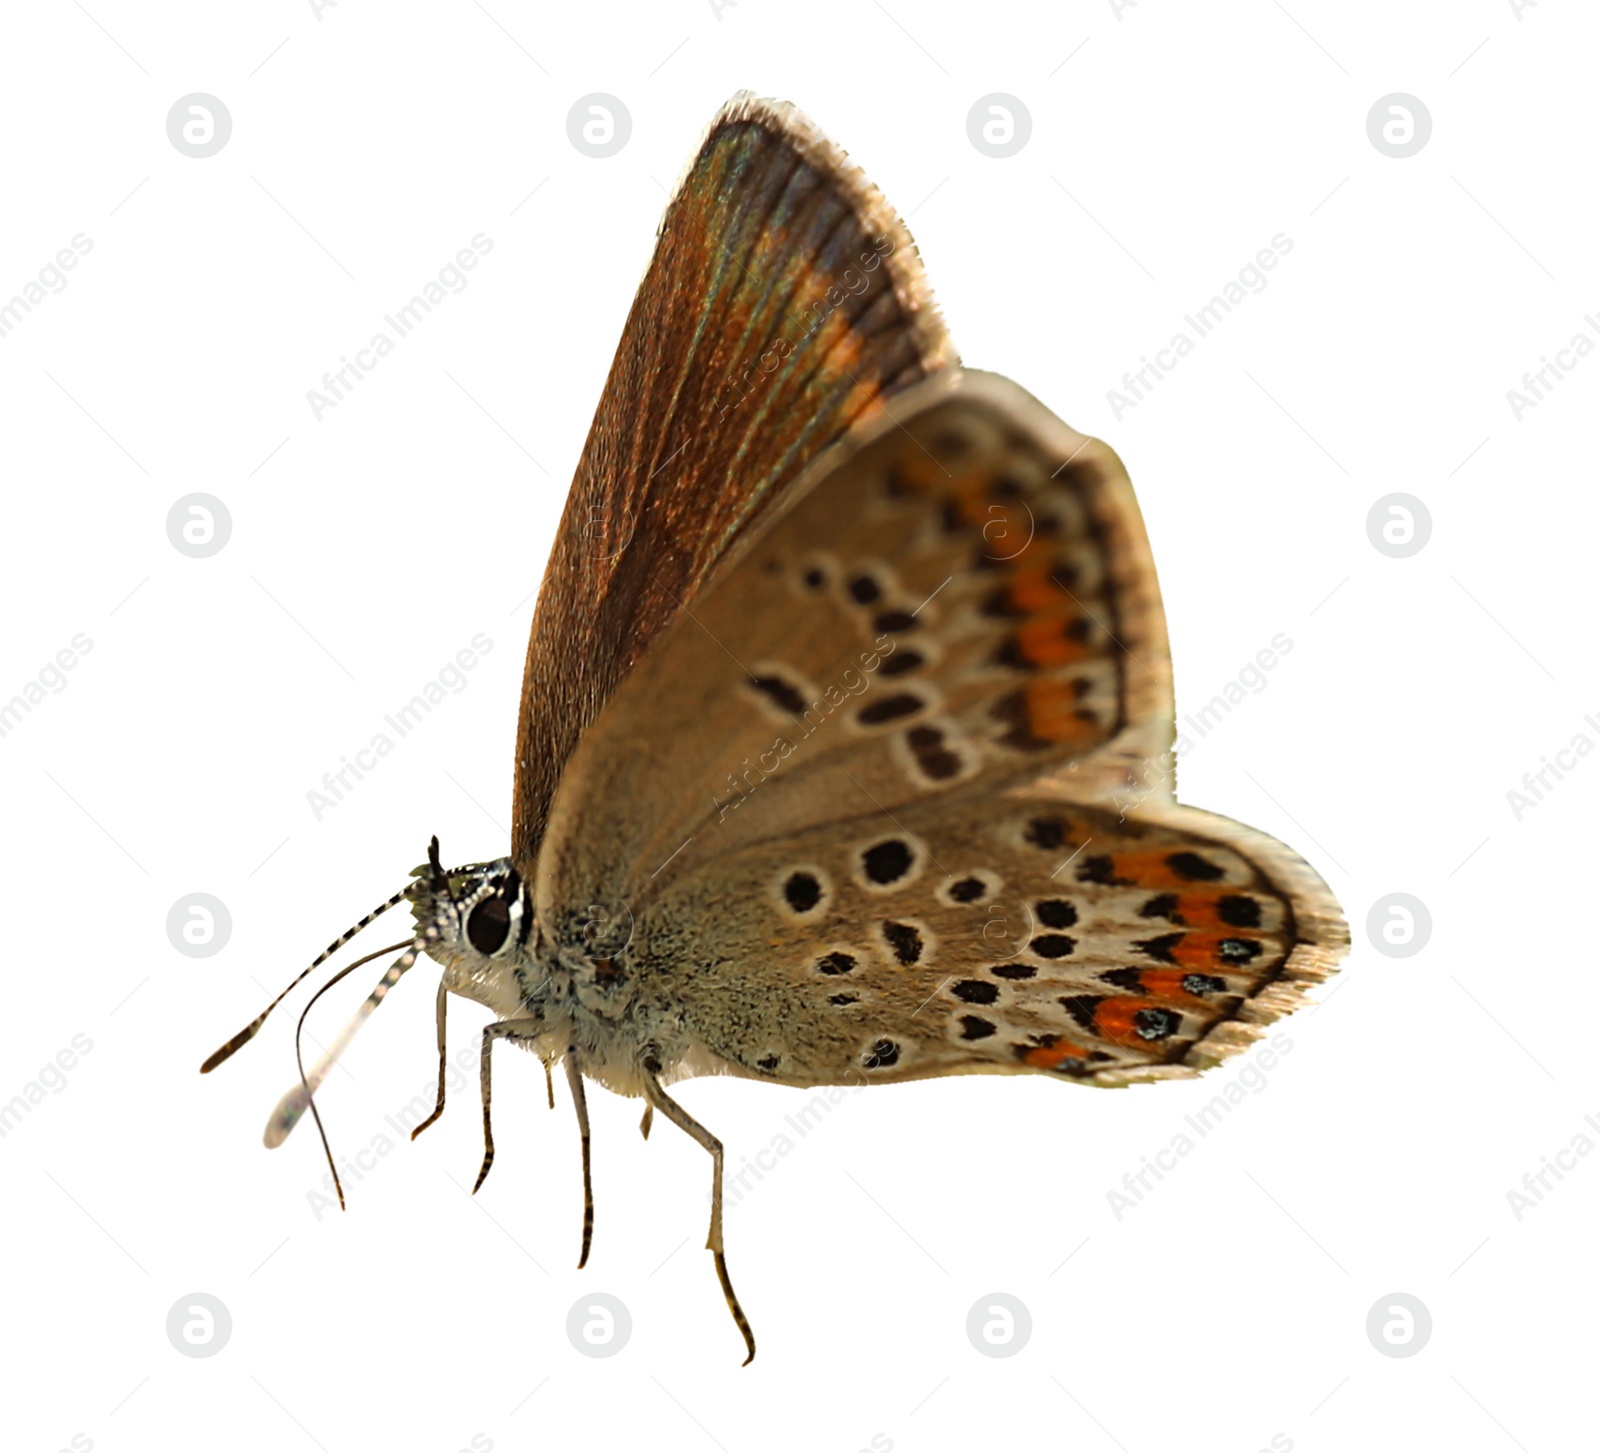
[292,931,435,1211]
[198,885,414,1075]
[262,938,412,1149]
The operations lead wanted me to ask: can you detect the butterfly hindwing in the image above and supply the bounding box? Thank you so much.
[536,369,1172,938]
[624,791,1345,1086]
[512,94,955,871]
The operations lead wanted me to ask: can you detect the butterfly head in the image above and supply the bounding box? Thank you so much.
[408,837,536,1015]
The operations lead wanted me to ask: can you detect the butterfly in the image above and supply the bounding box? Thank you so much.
[203,93,1348,1364]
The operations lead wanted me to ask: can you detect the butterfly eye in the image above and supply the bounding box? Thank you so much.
[467,896,511,955]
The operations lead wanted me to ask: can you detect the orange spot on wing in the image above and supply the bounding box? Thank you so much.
[1167,934,1239,970]
[894,454,948,491]
[1172,892,1229,930]
[1090,996,1149,1044]
[1022,1040,1091,1070]
[1023,680,1096,742]
[1005,568,1063,612]
[1015,615,1090,667]
[1104,851,1230,890]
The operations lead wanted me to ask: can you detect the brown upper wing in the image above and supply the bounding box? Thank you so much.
[511,93,954,871]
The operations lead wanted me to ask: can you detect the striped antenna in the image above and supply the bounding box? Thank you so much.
[290,930,438,1210]
[262,938,413,1148]
[198,886,413,1074]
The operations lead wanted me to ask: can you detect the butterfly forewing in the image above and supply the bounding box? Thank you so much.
[537,370,1170,935]
[512,94,955,871]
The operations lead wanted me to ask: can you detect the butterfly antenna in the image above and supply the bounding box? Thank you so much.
[261,938,414,1149]
[289,932,434,1211]
[198,885,414,1074]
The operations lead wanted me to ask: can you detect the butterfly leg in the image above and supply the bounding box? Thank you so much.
[565,1054,595,1268]
[638,1104,653,1140]
[472,1017,544,1194]
[410,980,450,1142]
[642,1072,756,1365]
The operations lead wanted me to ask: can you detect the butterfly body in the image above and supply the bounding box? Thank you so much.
[410,856,736,1103]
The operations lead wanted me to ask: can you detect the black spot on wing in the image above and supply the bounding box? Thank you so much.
[1133,1007,1182,1040]
[1139,892,1180,921]
[858,693,924,726]
[1059,995,1103,1032]
[1035,898,1078,929]
[952,979,999,1005]
[750,674,807,715]
[1023,816,1070,851]
[862,839,915,885]
[906,724,962,781]
[1133,931,1185,964]
[879,649,924,677]
[784,872,823,914]
[1166,851,1225,882]
[1217,895,1262,928]
[863,1038,900,1069]
[880,921,923,966]
[1030,933,1075,960]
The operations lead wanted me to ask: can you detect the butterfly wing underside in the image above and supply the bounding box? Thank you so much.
[633,791,1342,1087]
[538,367,1170,898]
[511,94,955,871]
[533,368,1341,1085]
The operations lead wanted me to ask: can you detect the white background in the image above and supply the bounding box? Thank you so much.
[1,2,1591,1450]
